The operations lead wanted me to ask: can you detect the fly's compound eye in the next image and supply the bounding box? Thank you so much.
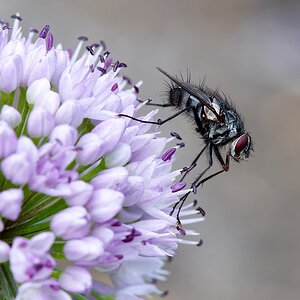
[230,133,251,160]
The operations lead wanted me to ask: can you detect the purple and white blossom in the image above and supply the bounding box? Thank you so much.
[0,13,204,300]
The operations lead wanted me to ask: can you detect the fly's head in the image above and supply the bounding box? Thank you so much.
[230,133,252,161]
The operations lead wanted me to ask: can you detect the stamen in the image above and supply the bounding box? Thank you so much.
[134,85,139,93]
[11,14,22,21]
[11,13,21,40]
[71,36,88,65]
[118,62,127,68]
[99,40,106,51]
[161,290,169,297]
[103,50,110,57]
[2,24,11,30]
[39,25,50,39]
[162,148,176,161]
[99,55,105,63]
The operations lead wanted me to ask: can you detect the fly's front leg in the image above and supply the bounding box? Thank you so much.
[118,107,188,125]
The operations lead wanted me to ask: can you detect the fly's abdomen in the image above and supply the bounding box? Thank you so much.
[169,88,200,112]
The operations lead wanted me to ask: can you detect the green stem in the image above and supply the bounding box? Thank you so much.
[0,263,18,299]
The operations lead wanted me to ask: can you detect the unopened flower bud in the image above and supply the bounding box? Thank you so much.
[55,100,84,127]
[1,152,32,185]
[0,120,17,158]
[0,189,23,220]
[104,142,132,168]
[0,105,22,128]
[59,266,92,293]
[26,78,51,105]
[87,188,124,223]
[27,106,54,137]
[50,124,77,146]
[51,206,90,240]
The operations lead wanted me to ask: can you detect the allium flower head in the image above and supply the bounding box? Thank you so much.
[0,13,204,300]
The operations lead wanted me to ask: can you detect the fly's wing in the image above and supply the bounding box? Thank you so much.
[157,67,221,119]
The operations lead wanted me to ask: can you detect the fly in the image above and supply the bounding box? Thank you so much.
[119,68,253,233]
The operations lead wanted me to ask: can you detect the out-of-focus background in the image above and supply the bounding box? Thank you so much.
[2,0,300,299]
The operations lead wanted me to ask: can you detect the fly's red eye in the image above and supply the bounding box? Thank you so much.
[234,134,250,156]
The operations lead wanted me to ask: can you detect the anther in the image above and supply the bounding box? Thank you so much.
[78,36,88,41]
[196,207,206,216]
[39,25,50,39]
[161,290,169,297]
[11,14,22,21]
[99,55,105,63]
[133,85,139,93]
[193,199,198,207]
[97,66,106,75]
[171,132,182,140]
[161,148,176,161]
[176,221,186,236]
[30,28,39,33]
[197,239,203,247]
[111,83,118,92]
[122,76,132,85]
[86,45,95,55]
[103,50,110,57]
[176,142,185,148]
[118,62,127,68]
[171,181,186,193]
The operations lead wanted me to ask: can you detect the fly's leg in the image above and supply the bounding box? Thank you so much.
[137,98,173,107]
[118,107,188,125]
[180,144,208,181]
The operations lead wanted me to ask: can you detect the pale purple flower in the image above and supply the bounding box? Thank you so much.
[16,279,72,300]
[10,232,56,283]
[0,13,204,300]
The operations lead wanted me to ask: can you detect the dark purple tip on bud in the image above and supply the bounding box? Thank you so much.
[39,25,50,39]
[115,254,123,260]
[99,40,106,50]
[134,85,139,93]
[66,48,73,58]
[171,132,182,140]
[104,58,112,70]
[122,76,132,85]
[196,207,206,216]
[30,28,39,33]
[46,32,54,50]
[193,199,198,207]
[78,36,88,41]
[11,14,22,21]
[197,239,203,247]
[111,83,118,92]
[162,147,176,161]
[171,181,186,193]
[89,64,95,72]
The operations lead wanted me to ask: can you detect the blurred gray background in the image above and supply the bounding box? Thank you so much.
[2,0,300,299]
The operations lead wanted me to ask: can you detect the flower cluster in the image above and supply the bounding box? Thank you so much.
[0,14,204,300]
